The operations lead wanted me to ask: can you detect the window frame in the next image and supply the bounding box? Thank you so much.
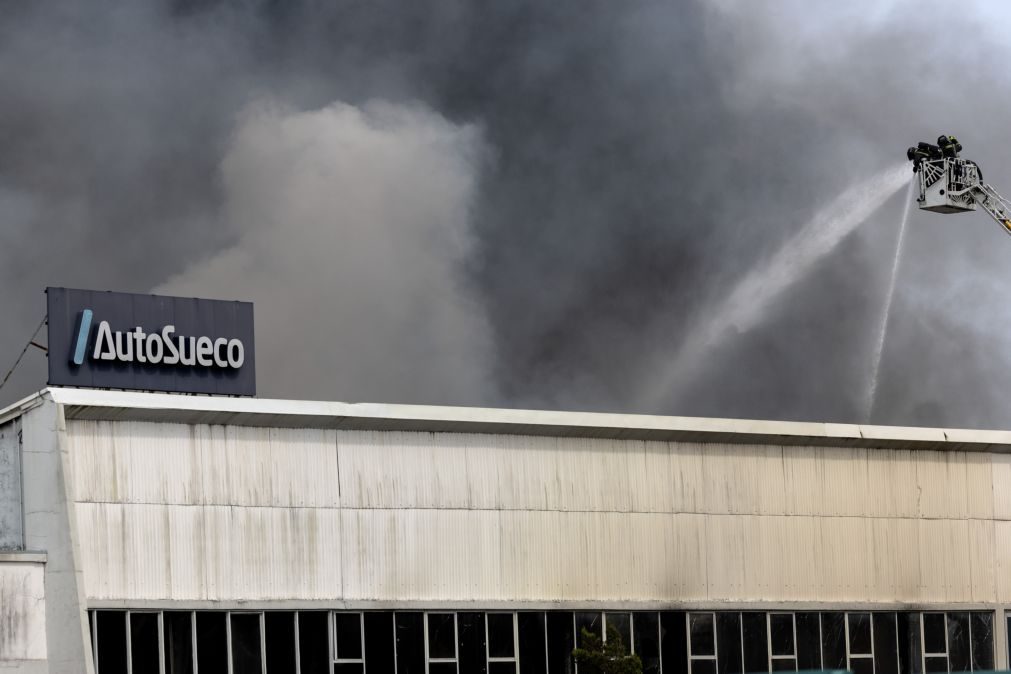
[687,611,718,674]
[845,612,876,674]
[767,611,798,671]
[424,612,459,674]
[226,611,267,674]
[603,612,634,652]
[127,610,166,674]
[332,611,367,670]
[921,611,950,674]
[485,612,520,671]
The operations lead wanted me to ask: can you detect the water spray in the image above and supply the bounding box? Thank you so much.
[641,164,910,411]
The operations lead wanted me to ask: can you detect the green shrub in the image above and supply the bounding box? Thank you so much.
[572,625,643,674]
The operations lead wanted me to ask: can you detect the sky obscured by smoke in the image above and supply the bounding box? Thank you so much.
[4,0,1011,427]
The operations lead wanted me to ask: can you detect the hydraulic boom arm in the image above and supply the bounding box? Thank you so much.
[969,181,1011,235]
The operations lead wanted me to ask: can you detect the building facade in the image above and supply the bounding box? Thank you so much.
[2,388,1011,673]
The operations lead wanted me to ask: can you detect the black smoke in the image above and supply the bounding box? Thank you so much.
[3,0,1011,428]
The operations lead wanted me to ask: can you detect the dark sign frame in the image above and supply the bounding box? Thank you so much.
[46,287,255,396]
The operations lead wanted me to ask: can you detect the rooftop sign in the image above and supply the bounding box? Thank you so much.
[46,287,255,396]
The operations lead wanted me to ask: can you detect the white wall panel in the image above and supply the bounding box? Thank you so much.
[76,502,342,601]
[0,561,47,661]
[69,421,338,508]
[66,419,1011,606]
[916,451,969,520]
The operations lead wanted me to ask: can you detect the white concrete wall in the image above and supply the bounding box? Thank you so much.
[0,556,46,673]
[21,402,92,674]
[0,420,22,550]
[64,420,1011,609]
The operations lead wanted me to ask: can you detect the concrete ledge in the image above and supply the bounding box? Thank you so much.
[0,552,46,564]
[37,387,1011,452]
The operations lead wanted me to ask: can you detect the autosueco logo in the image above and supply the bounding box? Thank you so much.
[71,309,245,369]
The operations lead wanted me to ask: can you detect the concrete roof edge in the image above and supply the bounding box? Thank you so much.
[0,389,48,426]
[43,387,1011,450]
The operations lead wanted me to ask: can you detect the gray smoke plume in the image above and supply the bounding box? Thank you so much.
[4,0,1011,428]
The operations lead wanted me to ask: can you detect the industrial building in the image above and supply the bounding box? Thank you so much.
[1,387,1010,673]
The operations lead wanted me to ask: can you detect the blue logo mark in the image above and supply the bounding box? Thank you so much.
[72,309,93,365]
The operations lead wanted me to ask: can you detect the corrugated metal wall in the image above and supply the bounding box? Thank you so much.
[66,421,1011,605]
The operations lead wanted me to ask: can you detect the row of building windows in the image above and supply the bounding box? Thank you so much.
[88,609,996,674]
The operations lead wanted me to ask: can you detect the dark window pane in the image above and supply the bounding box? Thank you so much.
[458,612,486,674]
[364,612,396,673]
[821,613,846,670]
[264,612,296,674]
[96,611,128,674]
[795,613,820,671]
[873,613,898,674]
[898,613,922,674]
[518,612,546,674]
[692,660,717,674]
[925,656,948,673]
[947,613,970,673]
[334,613,363,660]
[576,613,603,649]
[230,613,263,674]
[131,613,161,674]
[430,663,458,674]
[335,665,364,674]
[196,612,228,674]
[716,612,742,674]
[742,612,769,674]
[164,611,194,674]
[634,612,661,674]
[770,659,796,671]
[970,612,994,671]
[851,657,875,674]
[660,612,688,674]
[488,613,515,659]
[490,663,518,674]
[690,614,716,657]
[546,612,574,674]
[849,614,873,655]
[605,613,631,652]
[396,613,425,674]
[299,611,331,674]
[428,613,457,660]
[769,614,794,657]
[923,614,947,654]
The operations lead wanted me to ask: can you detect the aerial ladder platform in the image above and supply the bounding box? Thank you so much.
[908,135,1011,235]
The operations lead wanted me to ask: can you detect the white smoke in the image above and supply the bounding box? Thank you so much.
[158,99,492,404]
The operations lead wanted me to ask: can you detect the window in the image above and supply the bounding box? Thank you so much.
[299,611,331,674]
[633,612,661,674]
[922,613,948,673]
[130,612,162,674]
[426,613,458,674]
[196,612,228,673]
[263,612,295,674]
[768,612,797,671]
[604,613,632,652]
[688,612,717,674]
[334,612,365,673]
[847,613,875,674]
[487,613,518,674]
[546,611,575,674]
[229,612,264,674]
[517,612,547,674]
[163,611,195,674]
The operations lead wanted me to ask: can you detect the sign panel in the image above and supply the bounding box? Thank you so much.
[46,287,255,396]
